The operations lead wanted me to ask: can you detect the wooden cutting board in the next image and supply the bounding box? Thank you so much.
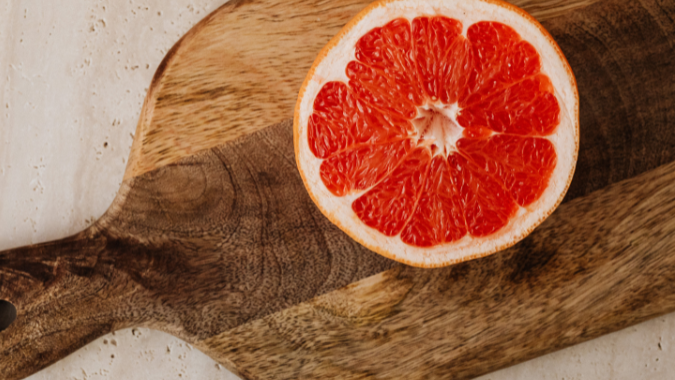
[2,0,675,378]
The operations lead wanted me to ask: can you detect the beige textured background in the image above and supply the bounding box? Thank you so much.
[0,0,672,379]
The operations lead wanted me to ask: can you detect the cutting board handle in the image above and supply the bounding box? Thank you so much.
[0,229,129,373]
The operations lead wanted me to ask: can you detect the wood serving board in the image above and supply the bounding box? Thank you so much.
[2,0,675,378]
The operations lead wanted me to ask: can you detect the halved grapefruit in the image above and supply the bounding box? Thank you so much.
[294,0,579,268]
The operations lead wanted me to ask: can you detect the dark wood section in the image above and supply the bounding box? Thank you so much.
[550,0,675,201]
[0,122,395,380]
[1,0,675,378]
[203,158,675,379]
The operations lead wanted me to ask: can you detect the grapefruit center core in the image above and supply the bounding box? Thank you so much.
[413,103,463,156]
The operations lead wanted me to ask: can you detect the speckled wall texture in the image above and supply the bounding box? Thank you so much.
[0,0,673,379]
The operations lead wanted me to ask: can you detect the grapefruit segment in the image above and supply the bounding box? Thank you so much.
[461,22,541,107]
[449,153,519,237]
[441,37,474,105]
[401,156,467,247]
[295,0,579,267]
[354,19,426,108]
[352,148,431,236]
[308,81,359,158]
[309,81,413,158]
[448,154,518,237]
[347,61,418,119]
[457,75,561,135]
[319,139,416,196]
[412,16,463,101]
[457,135,557,206]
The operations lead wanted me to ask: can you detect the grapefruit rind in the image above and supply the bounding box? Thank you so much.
[294,0,579,268]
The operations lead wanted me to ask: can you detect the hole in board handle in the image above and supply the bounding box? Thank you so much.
[0,300,17,332]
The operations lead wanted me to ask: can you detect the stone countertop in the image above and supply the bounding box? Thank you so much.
[0,0,671,379]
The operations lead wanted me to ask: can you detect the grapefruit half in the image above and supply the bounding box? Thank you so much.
[294,0,579,268]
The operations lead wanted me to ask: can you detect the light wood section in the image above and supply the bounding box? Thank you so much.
[124,0,600,180]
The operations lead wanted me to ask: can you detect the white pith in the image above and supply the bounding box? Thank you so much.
[295,0,579,267]
[413,103,464,156]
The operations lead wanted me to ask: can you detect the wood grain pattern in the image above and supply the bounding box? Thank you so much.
[201,157,675,380]
[553,0,675,201]
[0,121,396,380]
[2,0,675,378]
[124,0,600,180]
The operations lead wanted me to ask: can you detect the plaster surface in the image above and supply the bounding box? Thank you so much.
[0,0,672,379]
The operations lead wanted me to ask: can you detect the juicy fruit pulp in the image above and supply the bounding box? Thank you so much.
[308,17,560,248]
